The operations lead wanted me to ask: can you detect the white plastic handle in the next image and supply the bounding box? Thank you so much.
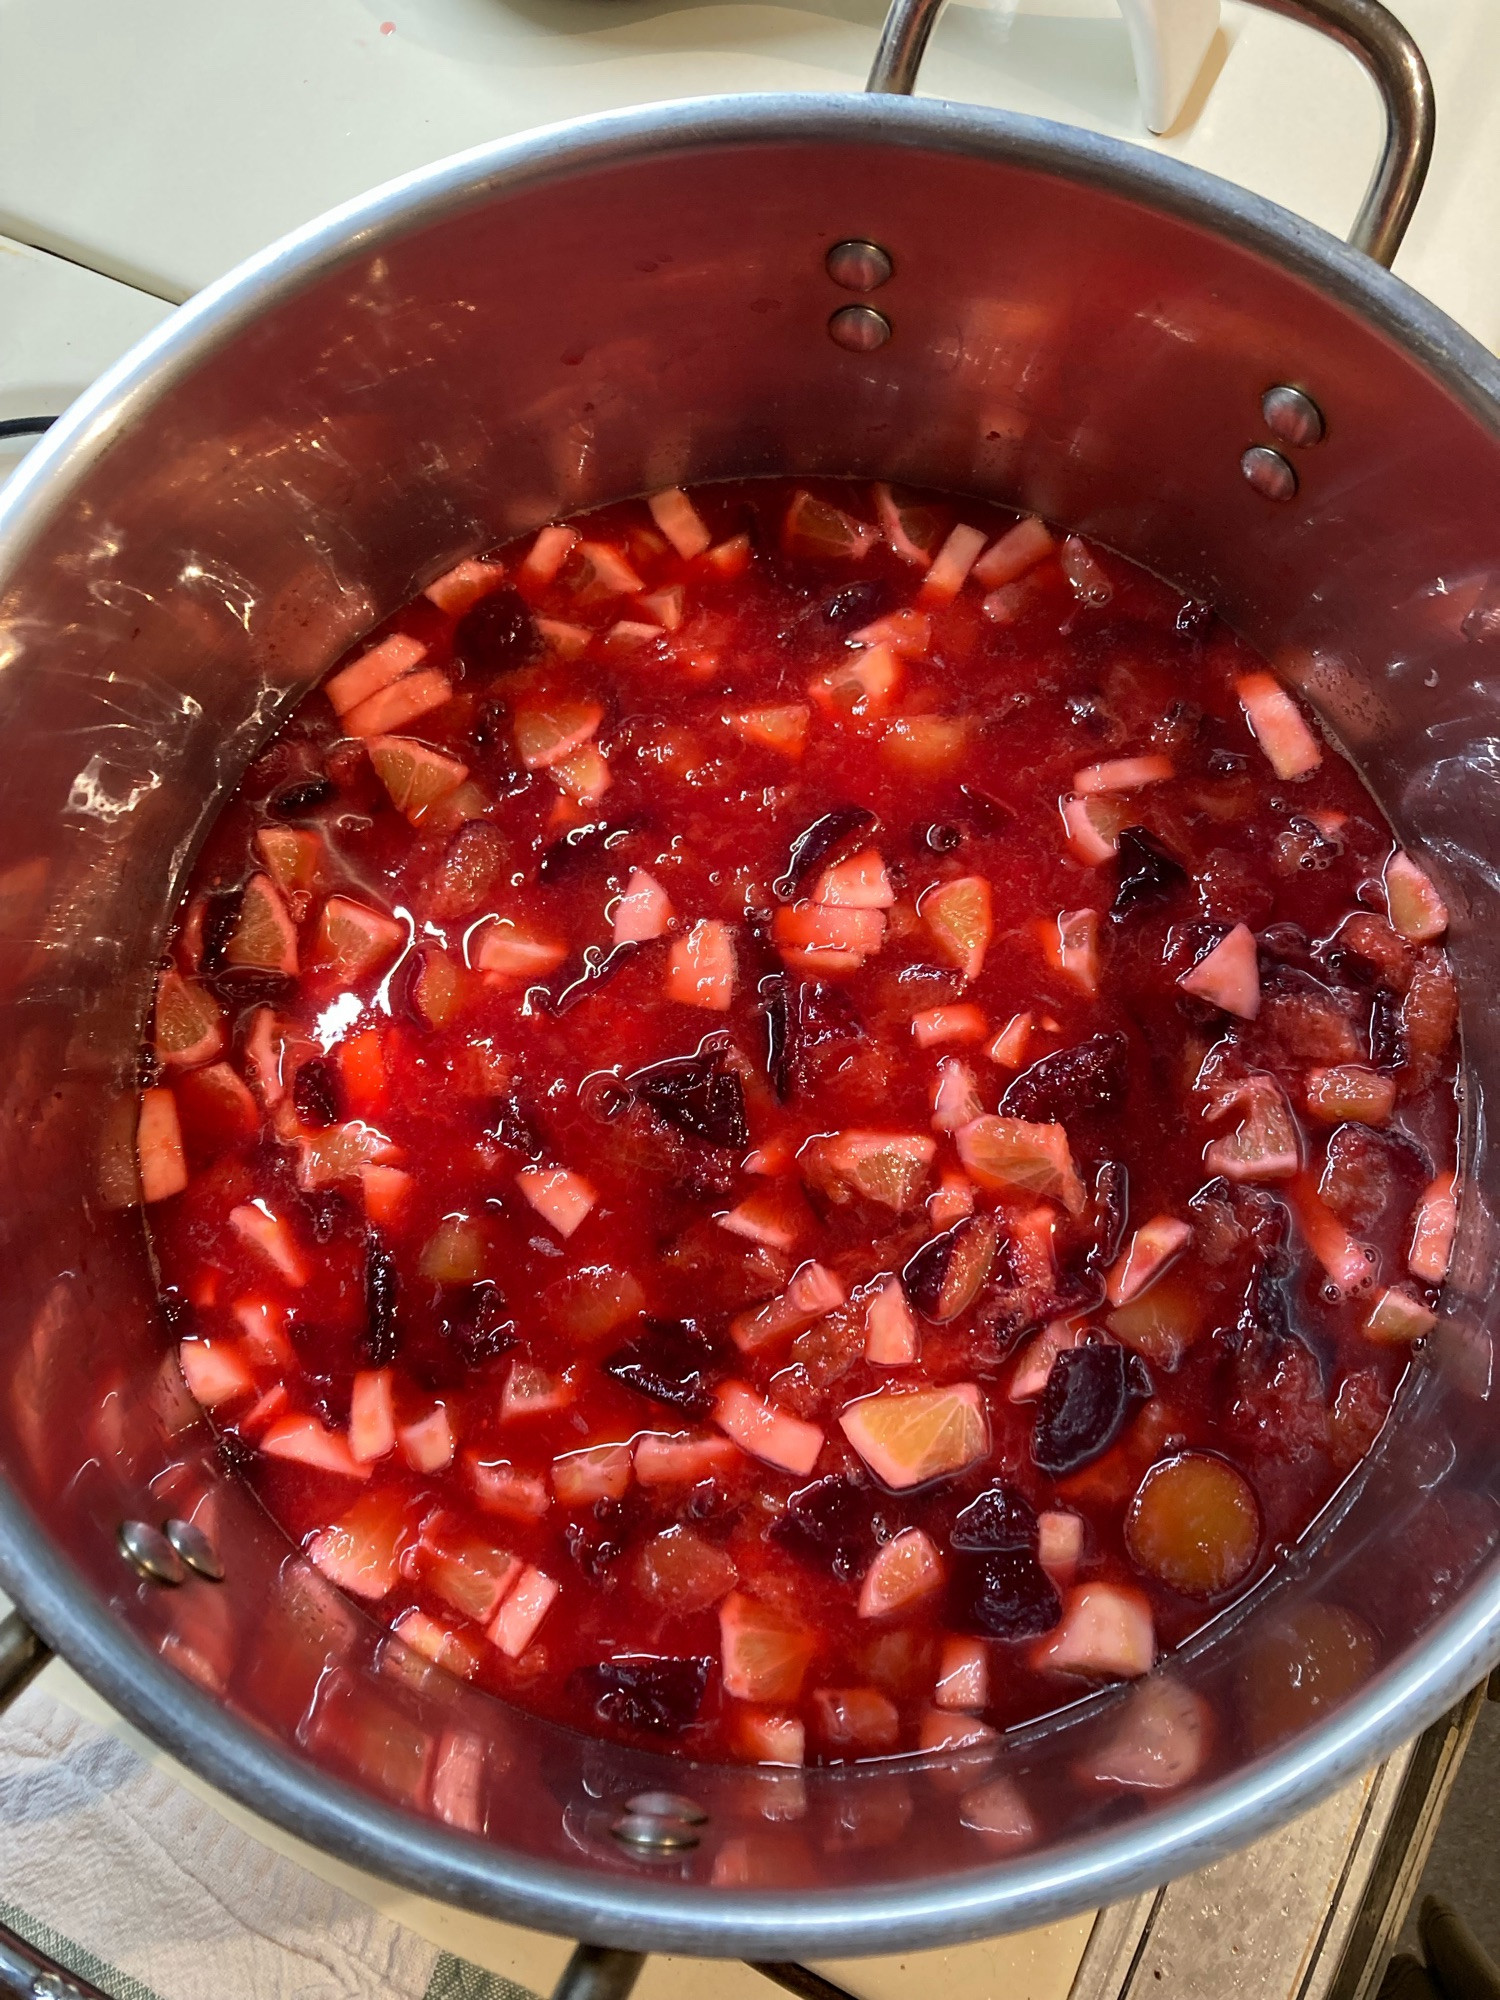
[1119,0,1221,133]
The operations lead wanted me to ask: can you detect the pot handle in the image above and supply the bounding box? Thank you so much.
[866,0,1434,269]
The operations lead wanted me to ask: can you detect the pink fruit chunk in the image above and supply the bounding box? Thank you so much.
[723,704,810,759]
[634,1431,744,1486]
[604,618,662,652]
[931,1056,982,1134]
[343,666,453,739]
[873,483,938,567]
[864,1277,919,1365]
[261,1413,370,1480]
[648,486,713,559]
[297,1121,400,1192]
[515,1163,596,1239]
[1107,1215,1193,1307]
[928,1172,976,1228]
[137,1087,188,1203]
[1033,1583,1154,1679]
[988,1011,1033,1068]
[1287,1175,1377,1296]
[772,899,886,974]
[1060,536,1112,603]
[639,586,684,630]
[227,873,299,976]
[468,1456,551,1520]
[391,1609,483,1680]
[729,1706,806,1766]
[572,539,645,598]
[808,642,902,721]
[178,1337,253,1409]
[612,868,673,944]
[956,1114,1086,1216]
[501,1360,578,1422]
[535,616,591,658]
[519,523,579,586]
[361,1162,413,1224]
[857,1526,944,1618]
[1178,923,1261,1019]
[851,608,931,656]
[1364,1284,1437,1343]
[973,515,1055,588]
[913,1004,986,1047]
[813,1686,900,1756]
[918,1709,996,1754]
[475,920,566,982]
[243,1008,287,1106]
[714,1381,824,1475]
[1202,1076,1299,1183]
[423,556,506,616]
[704,533,751,578]
[420,1520,522,1623]
[1384,850,1448,941]
[255,825,324,903]
[958,1776,1038,1849]
[232,1297,291,1366]
[1073,754,1174,795]
[1038,1509,1085,1585]
[718,1188,806,1254]
[1061,793,1128,865]
[1409,1171,1457,1282]
[488,1565,559,1657]
[367,735,469,822]
[665,918,735,1009]
[239,1385,289,1438]
[514,698,604,771]
[838,1383,989,1490]
[923,875,992,980]
[229,1202,308,1285]
[307,1491,410,1599]
[326,632,428,719]
[1043,907,1099,996]
[801,1129,936,1212]
[917,523,988,605]
[348,1368,396,1463]
[1236,670,1323,779]
[719,1591,816,1702]
[1077,1677,1208,1791]
[934,1635,989,1710]
[553,1442,633,1505]
[814,848,894,909]
[783,489,880,563]
[399,1405,455,1473]
[314,896,403,980]
[154,970,226,1068]
[1304,1065,1396,1126]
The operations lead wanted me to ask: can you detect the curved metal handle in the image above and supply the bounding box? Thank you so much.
[866,0,1434,268]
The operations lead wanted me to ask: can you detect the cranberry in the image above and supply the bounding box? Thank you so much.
[569,1655,712,1735]
[950,1550,1061,1640]
[1032,1344,1152,1475]
[453,584,538,674]
[950,1483,1038,1551]
[770,1476,878,1581]
[602,1320,719,1415]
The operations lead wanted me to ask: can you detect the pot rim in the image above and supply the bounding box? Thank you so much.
[2,90,1499,1956]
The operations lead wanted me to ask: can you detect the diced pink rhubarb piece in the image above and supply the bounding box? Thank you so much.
[988,1011,1033,1067]
[1038,1510,1085,1585]
[468,1456,551,1520]
[261,1413,370,1480]
[1043,907,1100,996]
[1385,849,1448,942]
[928,1172,976,1228]
[1009,1321,1087,1401]
[864,1276,919,1365]
[913,1004,987,1047]
[488,1565,559,1657]
[923,875,992,980]
[838,1383,988,1490]
[918,1709,996,1754]
[1288,1175,1377,1296]
[513,698,604,771]
[729,1707,806,1766]
[178,1337,253,1409]
[137,1087,188,1203]
[361,1162,413,1225]
[1078,1677,1208,1791]
[714,1381,824,1475]
[722,704,810,759]
[424,556,506,616]
[1178,923,1261,1018]
[515,1164,596,1239]
[391,1609,483,1679]
[931,1056,982,1134]
[399,1406,455,1473]
[475,920,566,982]
[772,899,885,973]
[857,1527,944,1618]
[573,540,644,597]
[956,1114,1086,1215]
[1107,1216,1193,1307]
[552,1443,633,1505]
[604,618,661,652]
[720,1591,816,1702]
[807,642,902,720]
[1074,754,1173,795]
[519,523,579,585]
[666,919,735,1009]
[343,666,453,739]
[918,523,988,605]
[639,586,684,630]
[973,515,1055,587]
[813,1686,900,1755]
[348,1368,396,1463]
[229,1202,308,1286]
[1202,1075,1300,1183]
[326,632,428,718]
[1409,1171,1457,1282]
[1236,670,1323,779]
[718,1188,805,1254]
[535,616,591,658]
[958,1776,1037,1849]
[612,868,673,944]
[1034,1583,1154,1679]
[934,1635,990,1710]
[851,608,931,656]
[1365,1284,1437,1343]
[814,848,894,909]
[231,1298,292,1368]
[501,1361,577,1422]
[634,1431,744,1486]
[704,532,751,578]
[648,486,713,558]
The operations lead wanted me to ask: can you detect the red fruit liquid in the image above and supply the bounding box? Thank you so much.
[146,479,1460,1769]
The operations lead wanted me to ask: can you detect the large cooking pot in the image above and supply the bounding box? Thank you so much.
[0,0,1497,1969]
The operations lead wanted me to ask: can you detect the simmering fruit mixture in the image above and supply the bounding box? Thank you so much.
[144,479,1461,1769]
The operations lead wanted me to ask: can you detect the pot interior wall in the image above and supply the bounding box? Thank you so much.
[0,108,1497,1947]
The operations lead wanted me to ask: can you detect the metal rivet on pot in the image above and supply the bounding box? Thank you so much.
[828,304,891,353]
[1240,445,1299,502]
[163,1517,224,1581]
[625,1790,708,1825]
[117,1520,186,1586]
[825,239,894,293]
[1261,384,1326,448]
[610,1811,701,1854]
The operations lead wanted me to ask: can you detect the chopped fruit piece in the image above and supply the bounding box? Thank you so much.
[154,971,225,1068]
[1305,1065,1396,1126]
[262,1413,369,1480]
[713,1380,824,1475]
[704,532,751,577]
[634,1431,744,1486]
[930,1056,982,1134]
[1202,1076,1299,1183]
[802,1130,935,1212]
[513,699,604,771]
[515,1164,596,1239]
[520,523,579,586]
[917,523,987,605]
[903,1214,999,1322]
[297,1120,399,1192]
[918,1709,995,1753]
[1060,536,1112,603]
[973,515,1055,587]
[873,483,940,566]
[813,1686,899,1755]
[137,1087,188,1203]
[1125,1454,1260,1597]
[412,947,469,1029]
[337,1028,386,1111]
[639,586,684,630]
[923,875,992,980]
[424,555,506,616]
[928,1172,976,1228]
[783,489,879,563]
[634,1525,738,1613]
[988,1012,1033,1068]
[399,1406,454,1473]
[718,1187,805,1254]
[1037,1510,1084,1585]
[178,1337,253,1408]
[881,715,970,774]
[1178,923,1260,1018]
[468,1458,551,1520]
[665,918,736,1009]
[1409,1172,1457,1282]
[865,1277,919,1365]
[852,608,931,655]
[308,1491,409,1598]
[1034,1582,1154,1679]
[814,848,894,908]
[648,486,713,559]
[1061,793,1130,865]
[720,1591,816,1702]
[550,745,610,808]
[229,1202,308,1285]
[256,826,324,902]
[535,615,591,657]
[418,1214,494,1286]
[552,1443,633,1505]
[475,920,566,983]
[604,618,661,652]
[913,1004,986,1046]
[1384,850,1448,941]
[612,868,673,945]
[723,704,810,759]
[1107,1271,1206,1369]
[956,1115,1086,1216]
[343,667,453,739]
[1079,1677,1207,1791]
[348,1368,396,1463]
[227,873,299,976]
[367,736,469,822]
[488,1566,559,1657]
[959,1776,1037,1848]
[1073,755,1174,795]
[1107,1216,1193,1307]
[546,1265,645,1344]
[857,1527,944,1617]
[772,899,885,974]
[1287,1176,1377,1295]
[1236,670,1323,779]
[728,1707,806,1766]
[361,1162,412,1225]
[1364,1284,1437,1343]
[313,896,403,980]
[1044,906,1100,995]
[326,632,428,718]
[392,1609,483,1679]
[839,1384,989,1490]
[808,642,902,721]
[934,1635,990,1710]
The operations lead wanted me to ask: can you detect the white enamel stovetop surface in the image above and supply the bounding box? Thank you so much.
[0,0,1494,1992]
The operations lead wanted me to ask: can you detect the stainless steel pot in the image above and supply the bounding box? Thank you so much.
[0,0,1497,1964]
